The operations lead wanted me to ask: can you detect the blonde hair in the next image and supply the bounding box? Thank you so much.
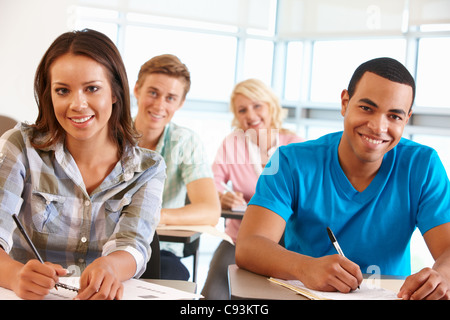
[230,79,287,130]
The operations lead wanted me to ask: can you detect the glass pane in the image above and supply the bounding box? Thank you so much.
[310,39,406,103]
[304,124,343,140]
[284,41,303,101]
[242,39,274,85]
[415,37,450,108]
[124,26,237,102]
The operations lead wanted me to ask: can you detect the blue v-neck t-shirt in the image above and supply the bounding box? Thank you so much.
[249,132,450,276]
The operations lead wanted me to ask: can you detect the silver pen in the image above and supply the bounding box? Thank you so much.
[327,226,359,289]
[327,226,345,257]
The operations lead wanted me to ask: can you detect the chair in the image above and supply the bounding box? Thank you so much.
[140,232,161,279]
[0,115,18,136]
[183,236,200,283]
[182,194,200,282]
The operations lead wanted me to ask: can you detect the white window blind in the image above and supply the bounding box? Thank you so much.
[277,0,406,38]
[409,0,450,26]
[78,0,274,31]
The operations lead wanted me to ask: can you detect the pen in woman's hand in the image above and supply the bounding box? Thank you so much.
[220,181,247,205]
[12,214,78,292]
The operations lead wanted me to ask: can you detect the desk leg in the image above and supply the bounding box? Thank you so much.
[193,249,198,283]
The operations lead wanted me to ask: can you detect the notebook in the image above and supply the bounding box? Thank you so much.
[269,277,400,300]
[231,205,247,212]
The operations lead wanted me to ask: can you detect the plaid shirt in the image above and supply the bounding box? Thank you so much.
[0,124,165,277]
[155,122,213,256]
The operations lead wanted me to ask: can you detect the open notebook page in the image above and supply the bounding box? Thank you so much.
[269,277,400,300]
[0,276,201,300]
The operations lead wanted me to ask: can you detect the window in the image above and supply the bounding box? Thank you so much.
[242,39,274,85]
[73,7,119,43]
[284,41,304,101]
[124,26,237,102]
[413,134,450,174]
[310,39,406,103]
[415,37,450,108]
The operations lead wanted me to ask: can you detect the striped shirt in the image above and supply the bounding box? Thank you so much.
[0,124,165,277]
[156,122,213,209]
[155,122,213,256]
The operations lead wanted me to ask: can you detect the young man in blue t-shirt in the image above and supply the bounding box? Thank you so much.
[236,57,450,300]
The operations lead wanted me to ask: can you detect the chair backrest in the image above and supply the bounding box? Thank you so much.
[0,115,18,136]
[140,231,161,279]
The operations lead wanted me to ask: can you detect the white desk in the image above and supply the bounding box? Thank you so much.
[228,264,405,300]
[145,279,197,294]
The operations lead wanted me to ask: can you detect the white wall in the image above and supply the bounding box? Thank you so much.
[0,0,75,122]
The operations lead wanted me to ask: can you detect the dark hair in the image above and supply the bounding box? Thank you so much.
[32,29,138,154]
[347,57,416,110]
[135,54,191,99]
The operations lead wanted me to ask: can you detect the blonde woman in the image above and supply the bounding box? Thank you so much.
[201,79,303,299]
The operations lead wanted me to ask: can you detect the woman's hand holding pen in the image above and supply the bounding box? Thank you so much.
[220,191,246,210]
[219,181,247,210]
[12,260,67,300]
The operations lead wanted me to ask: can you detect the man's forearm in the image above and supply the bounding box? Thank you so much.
[235,234,307,281]
[433,247,450,282]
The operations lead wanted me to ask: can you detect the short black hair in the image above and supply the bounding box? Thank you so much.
[347,57,416,109]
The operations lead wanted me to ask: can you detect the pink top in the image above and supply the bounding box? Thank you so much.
[212,129,303,242]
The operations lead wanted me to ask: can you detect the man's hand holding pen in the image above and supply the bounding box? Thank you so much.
[298,254,363,293]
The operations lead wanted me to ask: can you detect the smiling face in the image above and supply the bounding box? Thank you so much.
[233,94,272,133]
[50,53,116,147]
[134,73,185,135]
[339,72,413,169]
